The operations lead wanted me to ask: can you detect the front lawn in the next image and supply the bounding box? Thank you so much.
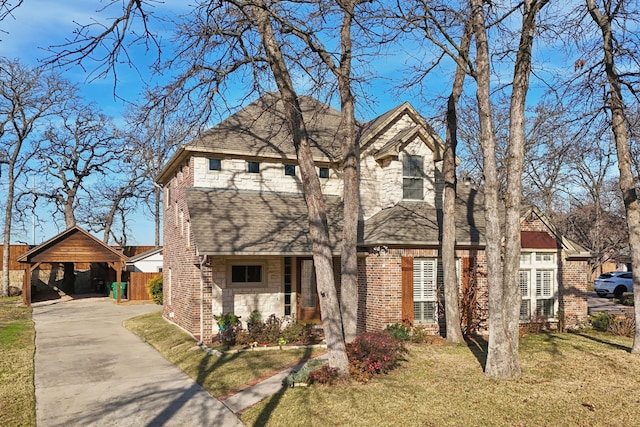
[241,331,640,426]
[124,311,324,398]
[0,297,36,427]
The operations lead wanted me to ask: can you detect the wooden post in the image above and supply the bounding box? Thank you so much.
[23,266,31,307]
[116,261,122,304]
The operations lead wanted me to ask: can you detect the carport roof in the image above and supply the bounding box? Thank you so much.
[17,226,128,264]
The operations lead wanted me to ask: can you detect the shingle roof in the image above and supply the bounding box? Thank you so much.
[186,188,343,255]
[362,187,487,247]
[186,92,344,162]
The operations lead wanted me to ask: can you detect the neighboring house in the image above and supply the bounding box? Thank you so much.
[126,247,163,273]
[156,93,591,343]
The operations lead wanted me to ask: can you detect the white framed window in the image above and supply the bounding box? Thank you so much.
[403,154,424,199]
[228,261,266,287]
[413,259,438,324]
[519,251,557,321]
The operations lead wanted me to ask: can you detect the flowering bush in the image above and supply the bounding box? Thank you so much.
[307,365,340,385]
[346,331,407,382]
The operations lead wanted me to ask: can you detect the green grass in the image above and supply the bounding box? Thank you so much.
[124,311,323,398]
[241,331,640,426]
[0,297,36,427]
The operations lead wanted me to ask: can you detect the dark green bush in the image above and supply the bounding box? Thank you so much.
[386,323,411,341]
[214,313,242,345]
[146,275,163,305]
[590,312,611,332]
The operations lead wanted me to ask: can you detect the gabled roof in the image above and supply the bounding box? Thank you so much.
[17,226,128,264]
[520,206,591,258]
[186,188,343,255]
[157,93,345,184]
[360,101,445,161]
[362,187,486,247]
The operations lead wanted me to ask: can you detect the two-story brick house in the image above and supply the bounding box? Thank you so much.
[156,92,590,343]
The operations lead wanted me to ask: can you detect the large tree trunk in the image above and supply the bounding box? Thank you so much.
[587,0,640,353]
[470,0,516,378]
[253,2,349,374]
[1,167,14,297]
[442,23,471,344]
[337,0,359,343]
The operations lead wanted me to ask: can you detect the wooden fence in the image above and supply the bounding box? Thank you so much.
[125,272,162,301]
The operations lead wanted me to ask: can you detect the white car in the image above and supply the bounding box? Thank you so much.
[594,271,633,298]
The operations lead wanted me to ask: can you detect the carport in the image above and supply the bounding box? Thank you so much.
[18,226,129,306]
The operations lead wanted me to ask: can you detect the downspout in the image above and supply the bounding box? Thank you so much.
[198,254,206,345]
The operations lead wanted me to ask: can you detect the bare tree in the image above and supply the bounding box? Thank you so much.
[33,103,122,229]
[469,0,549,378]
[123,102,186,246]
[0,58,70,297]
[394,1,473,343]
[46,0,373,373]
[586,0,640,352]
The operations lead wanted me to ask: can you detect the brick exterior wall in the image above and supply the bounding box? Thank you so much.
[162,159,203,339]
[357,248,490,336]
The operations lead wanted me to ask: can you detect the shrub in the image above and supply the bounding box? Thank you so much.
[386,323,411,341]
[346,331,407,383]
[609,313,635,337]
[307,365,340,385]
[214,313,242,345]
[146,275,163,305]
[282,358,325,387]
[281,322,322,345]
[590,312,611,332]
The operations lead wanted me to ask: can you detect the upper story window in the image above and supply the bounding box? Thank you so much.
[403,154,424,199]
[318,167,329,179]
[247,161,260,173]
[209,158,222,171]
[284,164,296,176]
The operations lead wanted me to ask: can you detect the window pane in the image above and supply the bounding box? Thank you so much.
[536,299,554,317]
[318,167,329,178]
[536,270,553,297]
[231,266,246,282]
[403,178,423,199]
[519,270,530,297]
[246,265,262,282]
[403,155,424,177]
[414,301,436,324]
[247,161,260,173]
[520,252,531,264]
[209,158,221,171]
[520,300,530,321]
[284,164,296,176]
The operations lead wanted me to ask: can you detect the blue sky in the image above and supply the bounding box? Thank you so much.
[0,1,446,246]
[1,1,568,246]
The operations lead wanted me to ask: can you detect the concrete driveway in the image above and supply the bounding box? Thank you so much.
[587,291,633,315]
[33,297,243,427]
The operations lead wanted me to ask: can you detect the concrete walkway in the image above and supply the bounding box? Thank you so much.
[33,297,244,427]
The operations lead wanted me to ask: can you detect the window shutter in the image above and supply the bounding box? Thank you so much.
[401,256,414,323]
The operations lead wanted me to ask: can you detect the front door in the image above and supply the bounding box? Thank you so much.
[297,258,321,322]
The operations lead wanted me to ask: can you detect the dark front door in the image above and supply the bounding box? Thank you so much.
[297,258,321,322]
